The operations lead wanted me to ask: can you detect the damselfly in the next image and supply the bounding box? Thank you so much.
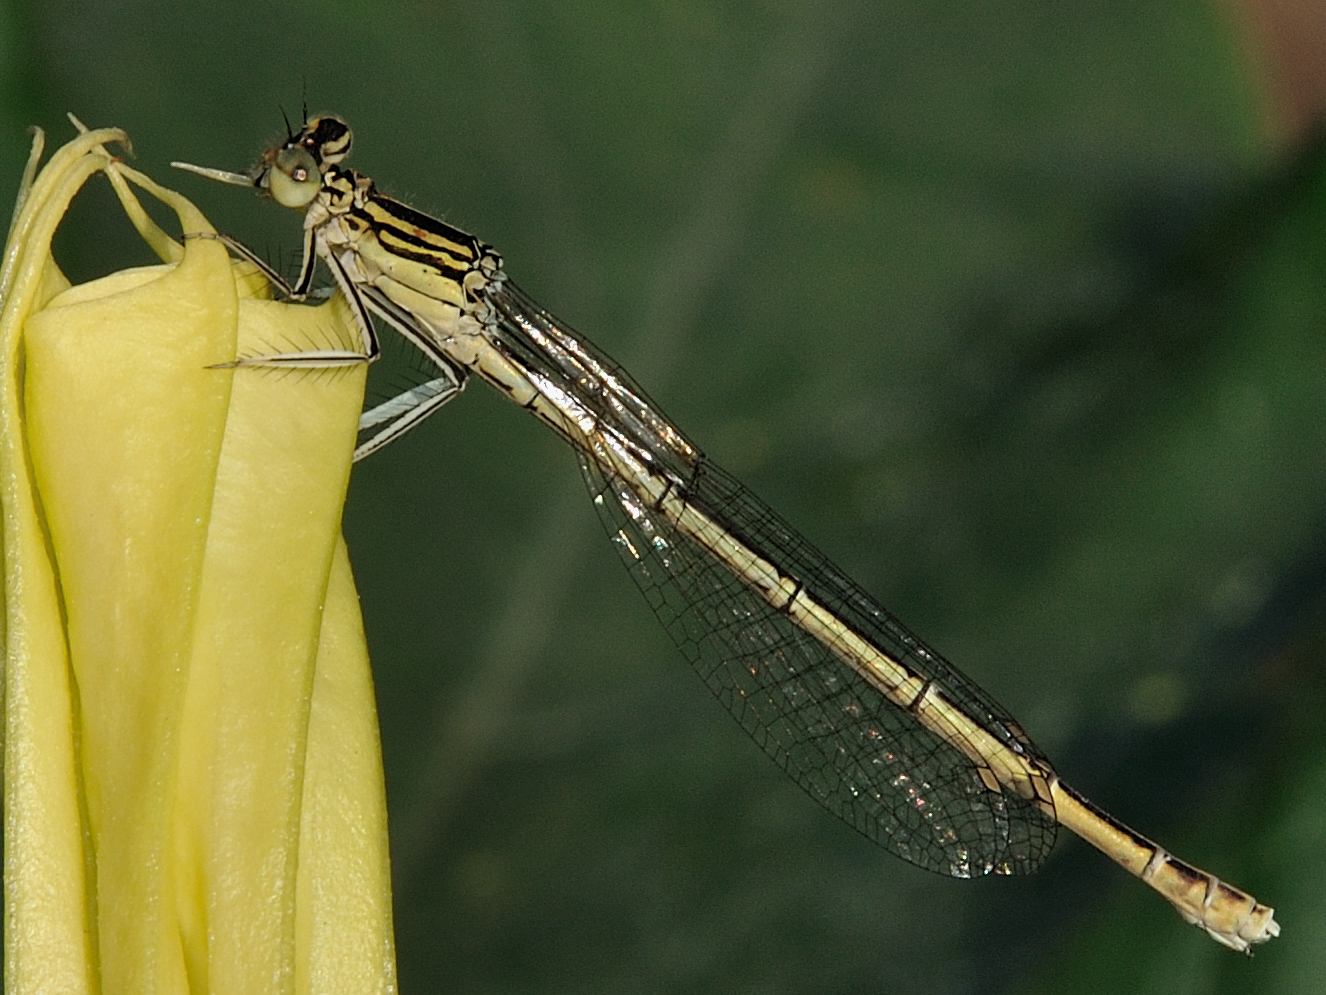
[174,115,1279,953]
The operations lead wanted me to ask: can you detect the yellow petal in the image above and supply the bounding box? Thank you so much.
[2,126,394,992]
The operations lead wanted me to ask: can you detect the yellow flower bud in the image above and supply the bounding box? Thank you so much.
[1,124,395,992]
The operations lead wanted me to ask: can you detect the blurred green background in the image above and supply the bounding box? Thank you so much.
[5,1,1325,991]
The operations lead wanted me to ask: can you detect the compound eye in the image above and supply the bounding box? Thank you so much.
[266,146,321,208]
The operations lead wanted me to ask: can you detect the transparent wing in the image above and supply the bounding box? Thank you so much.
[488,283,1058,877]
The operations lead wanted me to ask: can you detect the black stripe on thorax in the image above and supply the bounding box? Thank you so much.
[357,218,475,278]
[360,187,483,257]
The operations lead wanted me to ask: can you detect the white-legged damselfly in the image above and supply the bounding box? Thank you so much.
[174,115,1279,953]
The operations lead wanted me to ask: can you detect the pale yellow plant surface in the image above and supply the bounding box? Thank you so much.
[0,124,396,992]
